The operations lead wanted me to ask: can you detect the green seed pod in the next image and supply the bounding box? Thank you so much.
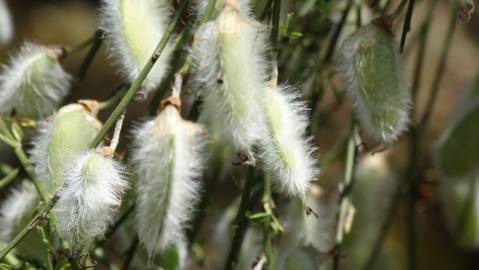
[339,22,410,144]
[30,102,102,191]
[0,43,72,118]
[435,80,479,178]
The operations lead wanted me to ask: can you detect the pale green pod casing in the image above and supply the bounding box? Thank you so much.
[339,23,410,144]
[30,103,102,191]
[132,104,207,262]
[259,85,318,198]
[192,2,269,163]
[100,0,174,92]
[0,43,71,118]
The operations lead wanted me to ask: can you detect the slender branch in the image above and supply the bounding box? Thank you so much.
[262,174,274,270]
[418,7,457,130]
[121,236,139,270]
[75,30,104,82]
[0,168,19,190]
[224,167,256,270]
[399,0,415,53]
[64,30,104,104]
[333,122,357,270]
[62,32,97,56]
[0,194,59,260]
[323,0,353,63]
[270,0,281,51]
[361,3,435,268]
[103,203,136,242]
[202,0,218,24]
[89,0,189,148]
[13,146,50,203]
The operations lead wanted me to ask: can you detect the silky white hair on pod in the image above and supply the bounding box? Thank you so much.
[30,103,102,191]
[338,22,410,144]
[132,103,207,261]
[191,0,268,163]
[0,42,71,118]
[259,85,318,199]
[191,0,252,19]
[99,0,173,92]
[54,149,128,249]
[0,182,38,242]
[0,0,13,44]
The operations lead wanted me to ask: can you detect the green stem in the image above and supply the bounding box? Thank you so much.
[0,194,59,260]
[75,30,104,82]
[418,6,457,130]
[262,174,274,270]
[270,0,281,51]
[62,32,97,56]
[121,236,139,270]
[224,167,256,270]
[361,3,436,269]
[201,0,218,24]
[404,7,457,270]
[89,0,189,148]
[0,168,19,190]
[13,146,50,203]
[399,0,415,53]
[323,0,353,63]
[98,85,129,110]
[332,122,357,270]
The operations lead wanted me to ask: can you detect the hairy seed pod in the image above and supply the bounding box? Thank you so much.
[0,182,37,242]
[30,102,102,191]
[339,23,410,144]
[0,42,71,118]
[131,102,207,260]
[192,0,252,19]
[0,0,13,44]
[259,85,318,198]
[54,149,128,249]
[100,0,173,92]
[435,80,479,178]
[192,1,268,163]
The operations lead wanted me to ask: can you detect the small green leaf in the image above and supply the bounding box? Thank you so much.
[289,32,303,39]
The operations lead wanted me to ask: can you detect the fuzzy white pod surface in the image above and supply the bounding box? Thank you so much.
[192,1,268,162]
[54,150,128,249]
[100,0,173,92]
[0,43,71,118]
[192,0,252,18]
[339,23,410,144]
[260,85,318,198]
[30,103,102,191]
[132,104,207,260]
[0,0,13,44]
[0,182,38,241]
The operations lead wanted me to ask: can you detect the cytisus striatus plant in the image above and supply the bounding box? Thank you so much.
[0,0,472,269]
